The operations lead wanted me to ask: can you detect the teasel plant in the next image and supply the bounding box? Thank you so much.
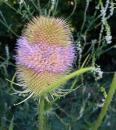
[2,0,115,129]
[13,16,94,130]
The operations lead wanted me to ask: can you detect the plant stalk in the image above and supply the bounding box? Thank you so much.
[93,72,116,130]
[38,96,45,130]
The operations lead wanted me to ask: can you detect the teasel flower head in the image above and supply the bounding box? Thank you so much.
[16,16,75,96]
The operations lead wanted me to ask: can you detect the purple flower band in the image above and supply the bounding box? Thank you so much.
[16,37,75,73]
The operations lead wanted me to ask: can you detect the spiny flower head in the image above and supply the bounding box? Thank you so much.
[16,16,75,96]
[23,16,72,46]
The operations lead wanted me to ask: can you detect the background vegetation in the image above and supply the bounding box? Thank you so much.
[0,0,116,130]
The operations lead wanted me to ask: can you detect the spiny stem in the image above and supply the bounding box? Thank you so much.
[38,96,45,130]
[93,72,116,130]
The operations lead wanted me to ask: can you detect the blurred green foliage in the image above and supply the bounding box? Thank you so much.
[0,0,116,130]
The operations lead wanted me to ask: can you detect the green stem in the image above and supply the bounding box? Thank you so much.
[93,72,116,130]
[38,96,45,130]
